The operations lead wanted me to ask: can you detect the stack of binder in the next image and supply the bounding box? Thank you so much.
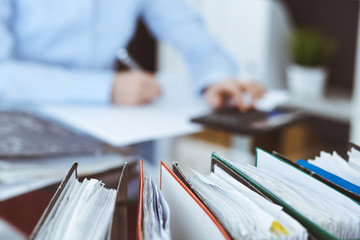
[28,146,360,239]
[138,161,306,239]
[223,148,360,239]
[137,161,230,240]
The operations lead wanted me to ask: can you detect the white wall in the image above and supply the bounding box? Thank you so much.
[351,5,360,145]
[157,0,292,89]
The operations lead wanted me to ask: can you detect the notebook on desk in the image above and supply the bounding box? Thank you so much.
[191,107,306,135]
[0,109,137,201]
[0,109,107,158]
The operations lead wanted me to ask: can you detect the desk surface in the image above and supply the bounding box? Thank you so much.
[39,74,352,147]
[40,73,209,146]
[284,89,352,122]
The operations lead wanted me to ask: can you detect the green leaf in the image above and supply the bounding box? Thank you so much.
[288,28,337,67]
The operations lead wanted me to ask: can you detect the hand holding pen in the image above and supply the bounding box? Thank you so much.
[111,48,161,105]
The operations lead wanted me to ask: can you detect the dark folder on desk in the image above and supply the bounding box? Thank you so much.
[30,162,128,240]
[0,109,136,202]
[0,110,108,158]
[0,109,135,159]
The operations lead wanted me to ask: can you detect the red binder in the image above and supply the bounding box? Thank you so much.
[137,160,230,240]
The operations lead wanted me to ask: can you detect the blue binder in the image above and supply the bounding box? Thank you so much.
[297,159,360,195]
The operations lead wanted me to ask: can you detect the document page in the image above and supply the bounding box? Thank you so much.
[308,151,360,186]
[348,147,360,171]
[142,176,170,240]
[234,163,360,239]
[34,178,116,240]
[187,167,307,240]
[40,73,209,146]
[0,154,131,201]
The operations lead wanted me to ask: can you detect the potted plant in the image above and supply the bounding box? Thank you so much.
[287,28,337,98]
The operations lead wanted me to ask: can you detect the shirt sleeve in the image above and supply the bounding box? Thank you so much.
[141,0,239,91]
[0,1,114,104]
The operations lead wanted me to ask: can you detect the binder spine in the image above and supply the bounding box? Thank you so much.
[136,160,144,240]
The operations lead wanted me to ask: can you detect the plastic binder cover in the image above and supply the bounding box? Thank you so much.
[159,161,229,240]
[212,150,360,240]
[29,162,128,240]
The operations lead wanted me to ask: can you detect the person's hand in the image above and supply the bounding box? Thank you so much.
[112,71,161,105]
[204,79,265,111]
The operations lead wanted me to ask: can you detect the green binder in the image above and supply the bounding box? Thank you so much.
[211,149,360,240]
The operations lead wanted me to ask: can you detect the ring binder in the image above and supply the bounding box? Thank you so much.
[30,162,129,240]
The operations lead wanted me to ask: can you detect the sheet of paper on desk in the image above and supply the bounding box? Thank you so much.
[0,154,131,201]
[40,74,210,146]
[255,89,289,111]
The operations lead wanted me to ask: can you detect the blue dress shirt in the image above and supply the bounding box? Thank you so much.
[0,0,238,104]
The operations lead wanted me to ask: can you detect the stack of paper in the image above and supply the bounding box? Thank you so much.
[307,148,360,186]
[34,178,116,240]
[234,162,360,239]
[0,154,133,201]
[0,218,25,240]
[30,162,128,240]
[187,166,308,240]
[142,176,170,240]
[348,147,360,171]
[158,161,229,240]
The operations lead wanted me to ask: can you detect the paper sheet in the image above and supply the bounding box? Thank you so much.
[231,149,360,239]
[39,74,289,146]
[348,147,360,171]
[255,89,289,111]
[0,218,26,240]
[0,154,131,201]
[35,178,116,240]
[309,150,360,186]
[188,168,307,240]
[142,176,170,240]
[40,73,209,146]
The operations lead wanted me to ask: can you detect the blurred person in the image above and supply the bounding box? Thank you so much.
[0,0,264,111]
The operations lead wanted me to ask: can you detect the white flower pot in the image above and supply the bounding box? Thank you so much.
[286,64,328,99]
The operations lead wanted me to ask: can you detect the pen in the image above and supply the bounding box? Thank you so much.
[116,48,142,71]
